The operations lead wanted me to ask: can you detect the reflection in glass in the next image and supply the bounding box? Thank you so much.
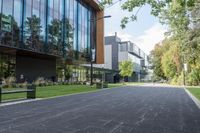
[0,0,96,63]
[24,0,46,52]
[48,0,63,56]
[1,0,13,46]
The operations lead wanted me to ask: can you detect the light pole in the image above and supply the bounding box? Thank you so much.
[89,15,111,86]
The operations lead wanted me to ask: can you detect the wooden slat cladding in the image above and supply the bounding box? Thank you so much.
[84,0,101,11]
[96,11,104,64]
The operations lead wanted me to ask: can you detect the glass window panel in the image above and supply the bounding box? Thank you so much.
[0,0,2,14]
[1,0,13,46]
[87,10,91,55]
[73,0,77,53]
[64,0,74,59]
[33,0,40,17]
[0,0,2,38]
[24,0,32,47]
[69,0,74,25]
[78,3,81,52]
[81,5,84,53]
[48,0,63,56]
[13,0,22,47]
[40,0,46,42]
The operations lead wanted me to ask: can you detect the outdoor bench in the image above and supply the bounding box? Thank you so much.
[0,84,36,103]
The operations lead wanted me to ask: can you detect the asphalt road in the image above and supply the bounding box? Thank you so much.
[0,86,200,133]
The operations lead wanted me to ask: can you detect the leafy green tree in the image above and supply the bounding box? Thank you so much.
[119,60,134,82]
[103,0,200,85]
[188,67,200,85]
[150,44,166,80]
[161,46,179,79]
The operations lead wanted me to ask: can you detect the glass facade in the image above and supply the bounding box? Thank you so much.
[0,0,22,47]
[24,0,46,52]
[0,0,96,62]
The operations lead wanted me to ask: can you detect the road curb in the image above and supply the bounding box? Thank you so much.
[184,88,200,110]
[0,98,42,107]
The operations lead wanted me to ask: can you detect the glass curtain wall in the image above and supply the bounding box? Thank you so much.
[64,0,74,59]
[47,0,64,56]
[0,0,96,62]
[0,0,21,47]
[78,2,91,61]
[23,0,46,52]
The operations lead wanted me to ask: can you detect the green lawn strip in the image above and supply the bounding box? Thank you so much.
[1,83,142,101]
[36,85,97,98]
[108,83,124,88]
[2,93,27,101]
[187,87,200,100]
[2,85,100,101]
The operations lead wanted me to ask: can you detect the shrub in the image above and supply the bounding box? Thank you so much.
[5,76,16,88]
[187,68,200,86]
[34,77,46,86]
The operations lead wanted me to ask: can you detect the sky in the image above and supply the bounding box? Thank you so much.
[104,2,167,55]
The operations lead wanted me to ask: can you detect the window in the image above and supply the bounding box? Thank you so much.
[64,0,75,59]
[47,0,63,55]
[13,0,21,47]
[73,0,78,58]
[1,0,13,46]
[0,0,2,32]
[24,0,46,52]
[0,0,21,47]
[0,0,1,14]
[40,0,46,43]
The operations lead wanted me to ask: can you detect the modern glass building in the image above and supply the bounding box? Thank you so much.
[0,0,104,82]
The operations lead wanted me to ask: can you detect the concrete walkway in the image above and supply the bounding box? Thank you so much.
[0,86,200,133]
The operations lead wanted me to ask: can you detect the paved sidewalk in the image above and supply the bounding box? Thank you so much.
[0,86,200,133]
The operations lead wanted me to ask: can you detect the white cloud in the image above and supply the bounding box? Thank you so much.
[106,23,166,55]
[134,23,167,54]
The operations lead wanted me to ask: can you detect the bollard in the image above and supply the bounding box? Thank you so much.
[27,84,36,99]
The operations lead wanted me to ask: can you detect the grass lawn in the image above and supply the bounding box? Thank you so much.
[1,82,144,101]
[2,85,96,101]
[108,83,124,88]
[187,87,200,100]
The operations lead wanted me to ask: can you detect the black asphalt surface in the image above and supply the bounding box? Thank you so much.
[0,86,200,133]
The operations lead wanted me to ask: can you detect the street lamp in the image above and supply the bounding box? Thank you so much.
[89,15,111,86]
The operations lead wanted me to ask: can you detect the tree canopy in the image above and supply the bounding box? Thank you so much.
[101,0,200,85]
[119,60,134,80]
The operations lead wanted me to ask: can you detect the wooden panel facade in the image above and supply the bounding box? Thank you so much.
[96,11,104,64]
[84,0,101,11]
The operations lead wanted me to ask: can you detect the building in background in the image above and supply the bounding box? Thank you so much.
[104,33,151,83]
[0,0,104,82]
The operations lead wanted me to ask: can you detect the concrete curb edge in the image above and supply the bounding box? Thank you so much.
[184,88,200,110]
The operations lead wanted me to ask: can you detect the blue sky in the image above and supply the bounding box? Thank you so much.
[104,2,167,55]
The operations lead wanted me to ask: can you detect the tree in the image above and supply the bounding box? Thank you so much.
[119,60,134,82]
[102,0,200,85]
[150,43,166,80]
